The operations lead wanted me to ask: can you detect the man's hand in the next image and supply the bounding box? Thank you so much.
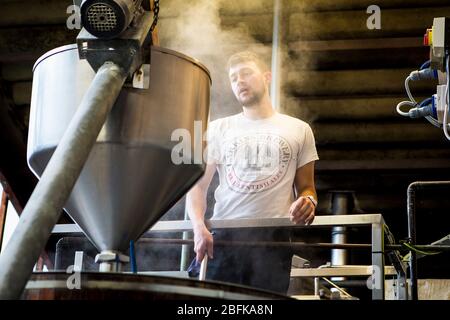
[193,224,214,263]
[289,196,315,225]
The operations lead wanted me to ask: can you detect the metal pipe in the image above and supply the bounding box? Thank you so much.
[407,181,450,301]
[138,238,450,251]
[199,255,208,281]
[319,279,369,288]
[331,192,352,282]
[314,263,331,296]
[270,0,282,110]
[179,207,191,271]
[0,61,127,299]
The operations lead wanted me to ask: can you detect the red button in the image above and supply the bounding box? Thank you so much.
[423,33,429,46]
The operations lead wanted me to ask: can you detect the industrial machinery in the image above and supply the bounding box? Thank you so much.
[396,17,450,141]
[28,44,211,270]
[0,0,218,299]
[395,17,450,300]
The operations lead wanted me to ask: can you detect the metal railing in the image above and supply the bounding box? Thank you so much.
[51,213,410,300]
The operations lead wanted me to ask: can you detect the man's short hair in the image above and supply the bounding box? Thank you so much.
[227,51,270,73]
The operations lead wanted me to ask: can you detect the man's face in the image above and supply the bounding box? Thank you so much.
[229,61,269,107]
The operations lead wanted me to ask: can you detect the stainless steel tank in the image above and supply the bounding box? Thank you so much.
[28,44,211,253]
[23,272,287,300]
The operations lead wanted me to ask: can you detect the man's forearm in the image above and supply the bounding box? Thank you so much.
[186,185,208,230]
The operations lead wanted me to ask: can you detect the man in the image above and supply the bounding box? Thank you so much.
[186,51,319,294]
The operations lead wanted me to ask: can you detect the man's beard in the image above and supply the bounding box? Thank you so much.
[237,89,263,107]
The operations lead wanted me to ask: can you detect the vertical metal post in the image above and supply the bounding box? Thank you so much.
[199,255,208,281]
[331,192,350,270]
[396,271,408,300]
[0,62,127,299]
[371,222,385,300]
[180,206,191,271]
[270,0,283,111]
[407,183,418,300]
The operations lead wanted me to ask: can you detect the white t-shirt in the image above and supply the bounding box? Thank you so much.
[207,112,319,220]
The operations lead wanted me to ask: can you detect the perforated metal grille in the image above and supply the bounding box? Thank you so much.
[86,3,118,32]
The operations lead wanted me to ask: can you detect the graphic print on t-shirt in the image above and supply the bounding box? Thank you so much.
[224,133,292,194]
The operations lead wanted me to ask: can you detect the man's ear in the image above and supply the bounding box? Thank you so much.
[263,71,272,85]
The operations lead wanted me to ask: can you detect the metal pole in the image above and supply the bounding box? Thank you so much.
[270,0,282,110]
[0,61,127,299]
[179,207,191,271]
[331,192,352,282]
[371,222,385,300]
[138,238,450,251]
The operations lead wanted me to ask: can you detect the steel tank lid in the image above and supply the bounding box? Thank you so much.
[33,44,212,83]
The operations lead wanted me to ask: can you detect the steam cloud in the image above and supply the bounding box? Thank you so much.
[158,0,273,119]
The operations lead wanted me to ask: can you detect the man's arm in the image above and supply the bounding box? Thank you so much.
[186,162,217,262]
[289,161,317,225]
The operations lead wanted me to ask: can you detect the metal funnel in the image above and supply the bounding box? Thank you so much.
[27,44,211,253]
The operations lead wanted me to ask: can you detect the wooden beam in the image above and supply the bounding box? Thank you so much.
[0,0,72,27]
[0,26,77,59]
[287,47,429,72]
[1,61,34,82]
[289,0,450,13]
[289,37,423,52]
[288,7,450,41]
[316,159,450,171]
[315,171,450,192]
[317,147,450,161]
[312,122,445,144]
[11,81,32,106]
[286,68,435,96]
[285,96,414,121]
[221,14,273,43]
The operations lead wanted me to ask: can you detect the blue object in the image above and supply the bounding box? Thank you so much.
[420,60,431,70]
[187,258,201,278]
[420,97,437,118]
[130,240,137,273]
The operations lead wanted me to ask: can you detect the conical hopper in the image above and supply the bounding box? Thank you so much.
[27,45,211,253]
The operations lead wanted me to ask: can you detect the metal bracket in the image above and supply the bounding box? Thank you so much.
[76,11,153,76]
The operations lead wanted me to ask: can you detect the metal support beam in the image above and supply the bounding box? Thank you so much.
[331,191,352,284]
[270,0,283,110]
[384,225,409,300]
[179,207,191,272]
[0,62,127,299]
[53,214,385,234]
[371,222,385,300]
